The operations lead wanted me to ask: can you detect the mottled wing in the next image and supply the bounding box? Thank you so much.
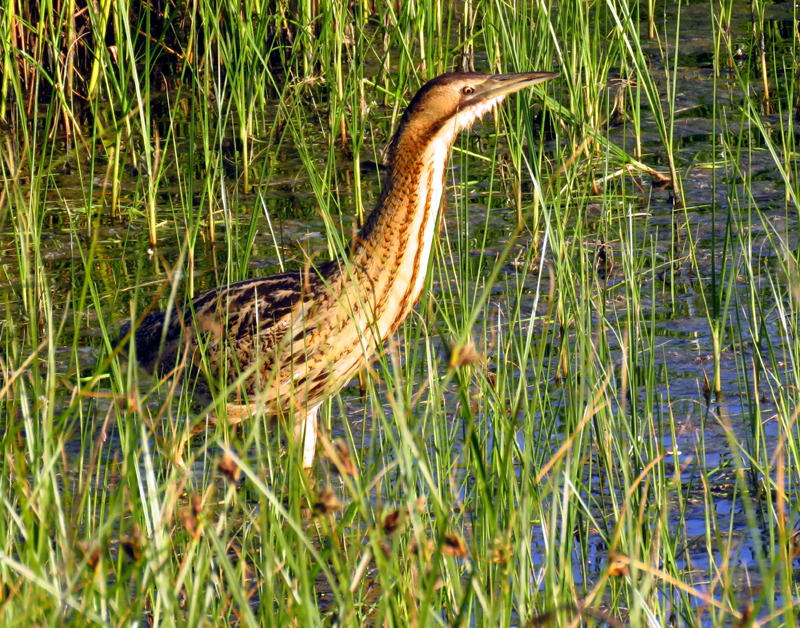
[118,263,335,399]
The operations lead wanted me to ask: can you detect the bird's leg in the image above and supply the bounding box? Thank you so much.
[294,404,320,469]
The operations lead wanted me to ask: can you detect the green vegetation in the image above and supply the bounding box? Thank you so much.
[0,0,798,626]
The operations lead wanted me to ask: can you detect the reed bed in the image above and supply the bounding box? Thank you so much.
[0,0,798,626]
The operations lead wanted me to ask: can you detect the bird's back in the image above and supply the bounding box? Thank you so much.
[117,260,349,411]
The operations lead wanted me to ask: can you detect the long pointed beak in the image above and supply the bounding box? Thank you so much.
[475,71,558,102]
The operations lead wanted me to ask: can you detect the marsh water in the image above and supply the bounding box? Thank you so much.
[5,0,800,618]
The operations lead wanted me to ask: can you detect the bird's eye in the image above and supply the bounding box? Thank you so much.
[461,86,475,95]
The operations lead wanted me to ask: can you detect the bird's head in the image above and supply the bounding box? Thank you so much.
[387,71,558,166]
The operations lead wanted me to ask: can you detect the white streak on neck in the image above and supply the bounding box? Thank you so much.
[379,119,459,334]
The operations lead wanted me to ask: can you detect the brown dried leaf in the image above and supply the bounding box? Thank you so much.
[180,506,202,540]
[382,508,404,535]
[121,523,144,562]
[218,454,241,483]
[606,551,630,577]
[327,439,357,476]
[313,488,343,515]
[441,532,468,558]
[76,541,101,570]
[191,493,203,516]
[448,340,482,368]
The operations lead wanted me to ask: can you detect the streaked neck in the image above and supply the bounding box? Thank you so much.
[351,120,458,332]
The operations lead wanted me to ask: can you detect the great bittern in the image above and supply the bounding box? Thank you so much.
[119,71,557,468]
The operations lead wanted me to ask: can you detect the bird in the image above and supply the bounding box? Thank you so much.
[117,71,558,469]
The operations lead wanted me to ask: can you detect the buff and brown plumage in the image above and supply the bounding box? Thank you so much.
[118,71,558,467]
